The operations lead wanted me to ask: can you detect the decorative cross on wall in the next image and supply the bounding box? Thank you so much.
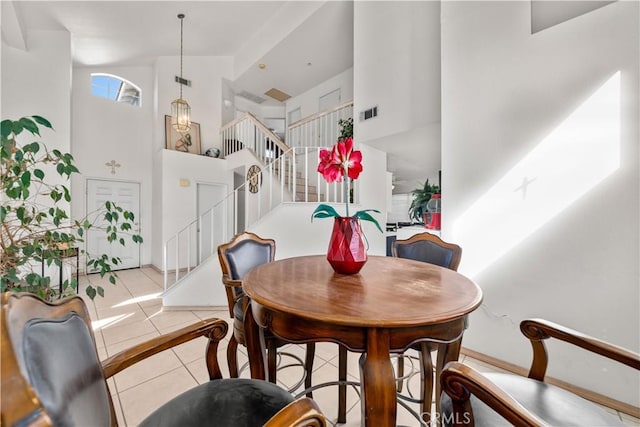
[514,175,536,200]
[105,160,121,174]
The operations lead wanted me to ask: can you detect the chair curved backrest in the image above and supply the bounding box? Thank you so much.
[217,232,275,317]
[392,232,462,271]
[1,292,116,427]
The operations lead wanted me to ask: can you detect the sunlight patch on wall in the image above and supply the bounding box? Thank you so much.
[454,72,621,278]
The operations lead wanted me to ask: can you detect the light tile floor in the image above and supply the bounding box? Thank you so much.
[81,268,639,426]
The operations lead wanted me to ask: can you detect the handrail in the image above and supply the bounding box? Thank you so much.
[221,112,290,156]
[287,102,353,148]
[288,101,354,129]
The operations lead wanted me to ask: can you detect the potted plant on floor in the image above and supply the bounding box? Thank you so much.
[408,179,440,226]
[1,115,143,301]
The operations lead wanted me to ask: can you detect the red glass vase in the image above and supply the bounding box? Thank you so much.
[327,217,367,274]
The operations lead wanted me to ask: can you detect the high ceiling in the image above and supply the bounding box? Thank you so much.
[3,1,428,194]
[8,1,354,106]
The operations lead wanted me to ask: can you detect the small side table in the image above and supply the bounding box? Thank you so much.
[41,246,79,293]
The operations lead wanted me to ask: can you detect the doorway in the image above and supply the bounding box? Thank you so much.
[86,179,141,271]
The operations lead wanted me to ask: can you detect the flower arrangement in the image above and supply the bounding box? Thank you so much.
[311,137,382,232]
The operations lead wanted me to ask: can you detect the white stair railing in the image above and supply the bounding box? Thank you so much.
[287,101,353,148]
[221,112,289,163]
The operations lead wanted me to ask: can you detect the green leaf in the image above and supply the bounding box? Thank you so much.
[0,206,6,222]
[97,286,105,297]
[353,209,383,233]
[34,168,45,180]
[27,142,40,154]
[109,275,116,285]
[1,120,13,138]
[19,117,39,136]
[311,204,341,221]
[32,115,53,129]
[105,201,112,210]
[86,286,97,300]
[21,170,31,187]
[16,206,25,221]
[11,121,24,136]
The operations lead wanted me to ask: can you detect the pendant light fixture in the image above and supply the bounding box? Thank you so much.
[171,13,191,134]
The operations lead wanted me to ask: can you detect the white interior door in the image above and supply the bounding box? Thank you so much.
[86,179,141,271]
[197,183,227,262]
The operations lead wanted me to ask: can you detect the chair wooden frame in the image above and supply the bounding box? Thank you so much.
[218,232,315,394]
[391,231,463,419]
[0,291,326,427]
[441,318,640,426]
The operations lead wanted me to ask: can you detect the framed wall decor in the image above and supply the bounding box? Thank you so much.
[247,165,262,193]
[165,115,201,155]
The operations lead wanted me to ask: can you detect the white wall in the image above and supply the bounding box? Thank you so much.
[161,149,231,245]
[1,30,74,274]
[285,67,354,122]
[442,1,639,405]
[1,30,71,191]
[71,66,154,266]
[353,1,441,195]
[354,1,440,142]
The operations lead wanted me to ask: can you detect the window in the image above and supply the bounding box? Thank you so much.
[91,73,141,107]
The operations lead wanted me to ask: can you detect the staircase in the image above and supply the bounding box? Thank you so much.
[162,103,354,295]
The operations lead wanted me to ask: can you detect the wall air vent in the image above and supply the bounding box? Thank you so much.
[174,76,191,87]
[359,106,378,121]
[238,90,266,104]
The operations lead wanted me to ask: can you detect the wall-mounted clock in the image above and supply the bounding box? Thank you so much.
[247,165,262,193]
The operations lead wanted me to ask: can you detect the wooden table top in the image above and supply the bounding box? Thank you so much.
[243,255,483,328]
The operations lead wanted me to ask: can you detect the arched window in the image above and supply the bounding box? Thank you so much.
[91,73,141,107]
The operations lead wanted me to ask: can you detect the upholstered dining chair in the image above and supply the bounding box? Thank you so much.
[440,318,640,426]
[217,232,316,394]
[391,232,463,415]
[0,291,327,427]
[391,231,462,271]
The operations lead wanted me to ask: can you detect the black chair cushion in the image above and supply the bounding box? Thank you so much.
[394,240,454,268]
[22,313,111,427]
[139,378,294,427]
[441,372,624,426]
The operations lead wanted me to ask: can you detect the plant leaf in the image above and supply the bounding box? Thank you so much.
[32,115,53,129]
[354,209,383,233]
[19,117,39,136]
[311,204,340,221]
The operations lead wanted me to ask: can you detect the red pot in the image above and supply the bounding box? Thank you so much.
[327,217,367,274]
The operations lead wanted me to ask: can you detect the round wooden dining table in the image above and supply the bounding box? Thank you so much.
[242,255,483,427]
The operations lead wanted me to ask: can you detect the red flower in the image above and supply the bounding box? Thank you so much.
[317,137,363,182]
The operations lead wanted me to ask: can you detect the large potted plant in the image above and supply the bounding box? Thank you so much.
[1,116,142,301]
[408,179,440,225]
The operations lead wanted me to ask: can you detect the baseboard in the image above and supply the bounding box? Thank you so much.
[460,347,640,419]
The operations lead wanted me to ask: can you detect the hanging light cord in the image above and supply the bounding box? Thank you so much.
[178,13,185,100]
